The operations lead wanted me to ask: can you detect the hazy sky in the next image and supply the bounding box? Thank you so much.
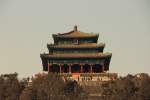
[0,0,150,78]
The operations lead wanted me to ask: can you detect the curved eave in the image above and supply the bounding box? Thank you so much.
[53,34,99,38]
[105,55,112,70]
[52,34,99,43]
[40,55,48,71]
[40,53,112,71]
[52,32,99,38]
[40,53,112,59]
[47,43,105,49]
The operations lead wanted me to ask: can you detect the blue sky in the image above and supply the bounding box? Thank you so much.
[0,0,150,77]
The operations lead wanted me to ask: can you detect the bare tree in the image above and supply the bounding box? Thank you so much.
[0,73,27,100]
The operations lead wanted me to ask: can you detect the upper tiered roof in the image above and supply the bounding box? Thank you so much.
[47,43,105,49]
[52,26,99,38]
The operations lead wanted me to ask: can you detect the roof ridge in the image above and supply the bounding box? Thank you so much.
[58,30,74,35]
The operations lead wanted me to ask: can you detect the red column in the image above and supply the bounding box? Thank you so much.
[80,65,83,73]
[59,64,61,73]
[69,64,71,73]
[48,63,51,73]
[102,65,104,73]
[90,65,92,73]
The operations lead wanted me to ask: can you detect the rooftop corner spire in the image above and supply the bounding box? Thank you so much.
[74,25,77,31]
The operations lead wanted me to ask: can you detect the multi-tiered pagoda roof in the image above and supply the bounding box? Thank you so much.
[40,26,112,75]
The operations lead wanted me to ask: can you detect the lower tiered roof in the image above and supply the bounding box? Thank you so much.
[40,52,112,59]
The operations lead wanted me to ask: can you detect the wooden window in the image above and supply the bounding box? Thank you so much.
[73,39,78,44]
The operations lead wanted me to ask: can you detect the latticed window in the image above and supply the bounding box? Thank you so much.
[73,39,78,44]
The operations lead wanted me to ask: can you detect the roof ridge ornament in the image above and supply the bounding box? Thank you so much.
[74,25,77,31]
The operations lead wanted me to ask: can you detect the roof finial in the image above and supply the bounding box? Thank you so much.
[74,25,77,31]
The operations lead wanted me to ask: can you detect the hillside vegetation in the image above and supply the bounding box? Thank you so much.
[0,73,150,100]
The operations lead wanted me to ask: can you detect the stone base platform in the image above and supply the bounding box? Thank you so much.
[59,73,118,82]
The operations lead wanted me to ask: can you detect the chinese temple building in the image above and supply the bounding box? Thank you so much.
[40,26,117,81]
